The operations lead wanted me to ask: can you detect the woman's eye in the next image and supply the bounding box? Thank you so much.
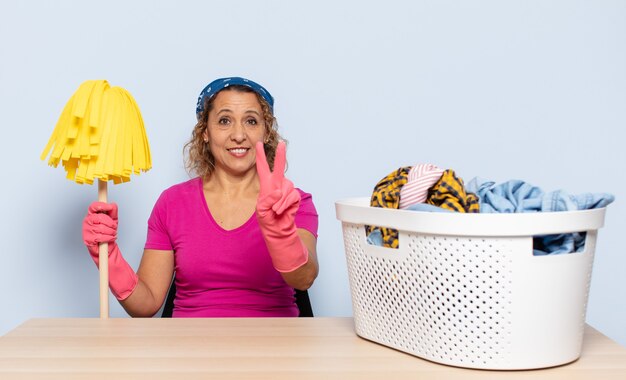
[218,118,230,125]
[246,118,259,126]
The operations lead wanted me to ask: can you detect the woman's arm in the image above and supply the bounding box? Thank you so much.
[119,249,174,317]
[279,229,318,290]
[82,201,174,317]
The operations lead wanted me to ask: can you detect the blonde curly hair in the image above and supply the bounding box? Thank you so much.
[184,85,283,179]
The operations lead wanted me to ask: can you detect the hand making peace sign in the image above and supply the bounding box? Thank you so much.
[255,141,308,272]
[256,141,301,220]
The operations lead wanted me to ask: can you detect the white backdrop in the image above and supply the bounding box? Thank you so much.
[1,1,624,346]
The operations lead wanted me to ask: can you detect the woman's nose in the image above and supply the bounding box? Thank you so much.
[230,121,246,142]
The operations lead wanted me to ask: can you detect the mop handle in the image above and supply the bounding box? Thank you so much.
[98,179,109,319]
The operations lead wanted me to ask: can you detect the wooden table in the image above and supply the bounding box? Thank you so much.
[1,317,625,379]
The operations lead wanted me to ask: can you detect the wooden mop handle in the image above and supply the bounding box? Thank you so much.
[98,179,109,319]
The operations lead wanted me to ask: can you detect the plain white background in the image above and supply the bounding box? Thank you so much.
[1,1,624,346]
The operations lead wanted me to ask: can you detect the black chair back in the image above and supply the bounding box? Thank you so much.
[161,278,313,317]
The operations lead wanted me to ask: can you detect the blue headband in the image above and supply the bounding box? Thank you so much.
[195,77,274,119]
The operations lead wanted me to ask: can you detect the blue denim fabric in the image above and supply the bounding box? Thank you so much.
[366,225,584,254]
[465,177,614,255]
[406,203,454,213]
[465,178,614,213]
[367,229,384,246]
[366,204,452,247]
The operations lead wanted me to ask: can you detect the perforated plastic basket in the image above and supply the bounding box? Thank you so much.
[335,197,607,370]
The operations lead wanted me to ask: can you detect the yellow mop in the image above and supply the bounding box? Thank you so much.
[41,79,151,318]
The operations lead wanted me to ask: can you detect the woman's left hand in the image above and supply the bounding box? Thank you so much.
[255,141,309,272]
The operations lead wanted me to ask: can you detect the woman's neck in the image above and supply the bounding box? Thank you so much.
[203,169,260,198]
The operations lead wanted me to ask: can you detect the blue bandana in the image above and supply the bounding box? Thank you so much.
[195,77,274,119]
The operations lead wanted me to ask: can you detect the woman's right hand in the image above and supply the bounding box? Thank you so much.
[81,201,138,300]
[82,201,118,261]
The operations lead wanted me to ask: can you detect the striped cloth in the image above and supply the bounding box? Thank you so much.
[399,164,445,209]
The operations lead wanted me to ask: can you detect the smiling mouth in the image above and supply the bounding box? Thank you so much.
[227,148,249,155]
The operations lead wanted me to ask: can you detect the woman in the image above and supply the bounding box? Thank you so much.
[82,77,319,317]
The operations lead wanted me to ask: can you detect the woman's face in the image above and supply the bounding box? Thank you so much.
[203,90,266,177]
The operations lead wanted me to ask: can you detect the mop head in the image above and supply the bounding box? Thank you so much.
[41,80,152,184]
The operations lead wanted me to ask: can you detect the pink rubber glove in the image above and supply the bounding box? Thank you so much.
[82,201,138,300]
[255,141,309,272]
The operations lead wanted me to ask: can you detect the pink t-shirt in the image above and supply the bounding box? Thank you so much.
[144,177,318,318]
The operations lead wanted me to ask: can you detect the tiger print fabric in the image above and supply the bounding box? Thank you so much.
[366,166,411,248]
[427,169,480,213]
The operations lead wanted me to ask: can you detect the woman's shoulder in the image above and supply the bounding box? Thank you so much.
[295,188,317,215]
[296,188,313,201]
[156,177,201,203]
[163,177,201,193]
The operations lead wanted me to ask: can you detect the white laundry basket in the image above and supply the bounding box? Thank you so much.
[335,197,607,370]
